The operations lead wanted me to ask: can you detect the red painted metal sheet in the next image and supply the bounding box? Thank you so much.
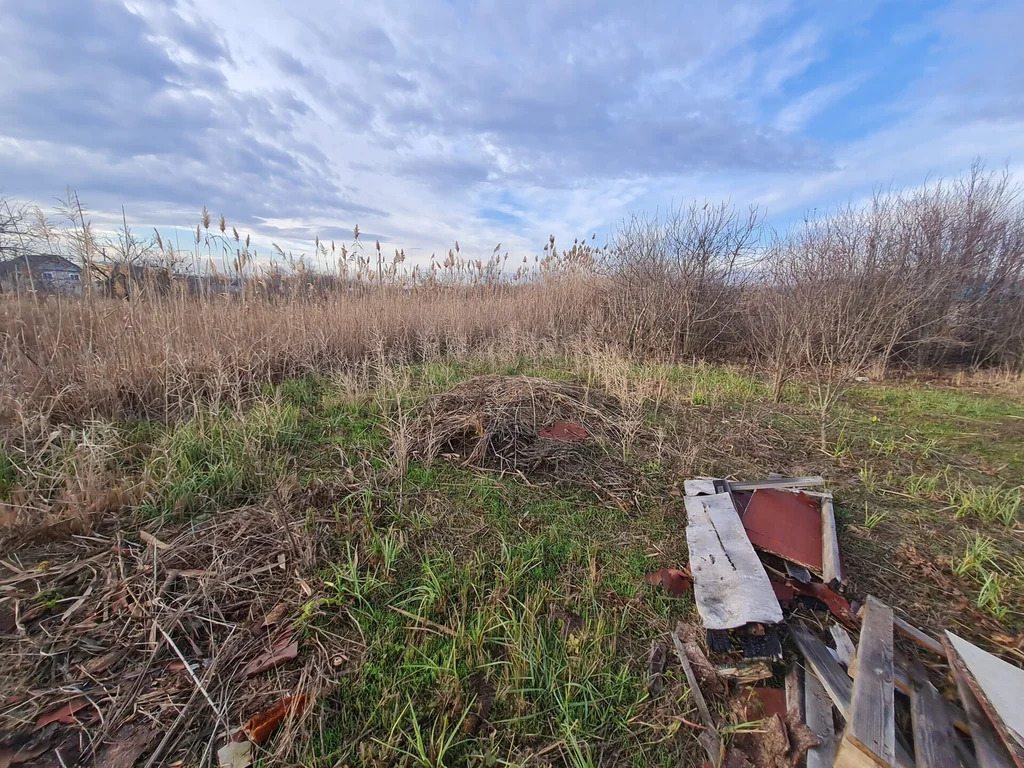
[741,489,823,575]
[770,580,796,604]
[538,421,590,442]
[734,686,788,721]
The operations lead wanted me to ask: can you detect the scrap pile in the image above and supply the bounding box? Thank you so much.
[669,475,1024,768]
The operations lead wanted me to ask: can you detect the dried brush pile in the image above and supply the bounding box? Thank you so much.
[0,506,342,767]
[405,375,625,476]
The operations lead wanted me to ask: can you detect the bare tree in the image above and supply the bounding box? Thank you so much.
[603,201,763,358]
[771,200,931,448]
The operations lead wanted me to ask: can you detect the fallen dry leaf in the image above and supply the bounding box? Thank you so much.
[241,631,299,678]
[0,742,50,768]
[35,697,89,730]
[93,723,158,768]
[643,567,693,596]
[261,603,289,628]
[243,695,310,745]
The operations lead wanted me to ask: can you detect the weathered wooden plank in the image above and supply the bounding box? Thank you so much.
[785,664,805,723]
[821,494,843,585]
[909,662,964,768]
[891,614,945,657]
[684,492,783,630]
[792,621,914,768]
[671,625,724,766]
[831,624,857,668]
[805,668,837,768]
[839,595,895,768]
[945,634,1022,768]
[790,624,853,717]
[728,475,826,491]
[684,478,720,497]
[715,660,773,683]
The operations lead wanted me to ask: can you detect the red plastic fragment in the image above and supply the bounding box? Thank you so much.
[538,421,590,442]
[242,630,299,678]
[243,695,310,745]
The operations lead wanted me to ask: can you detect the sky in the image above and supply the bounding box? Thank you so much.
[1,0,1024,262]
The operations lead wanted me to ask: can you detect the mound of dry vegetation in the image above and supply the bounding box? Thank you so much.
[405,375,622,469]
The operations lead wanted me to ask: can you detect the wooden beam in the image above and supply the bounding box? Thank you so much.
[785,664,805,723]
[836,596,895,768]
[909,662,964,768]
[821,494,844,585]
[791,624,854,717]
[728,475,825,491]
[891,613,945,657]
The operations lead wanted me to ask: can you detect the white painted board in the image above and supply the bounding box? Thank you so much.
[947,631,1024,748]
[685,492,783,630]
[684,477,720,496]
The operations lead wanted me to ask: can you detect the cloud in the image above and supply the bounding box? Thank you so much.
[774,78,863,133]
[0,0,1022,260]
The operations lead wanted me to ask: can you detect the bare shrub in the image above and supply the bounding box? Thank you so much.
[763,198,936,447]
[602,201,763,358]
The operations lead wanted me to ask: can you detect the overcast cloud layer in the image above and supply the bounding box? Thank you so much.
[2,0,1023,258]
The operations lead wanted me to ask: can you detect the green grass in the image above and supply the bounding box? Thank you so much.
[0,448,16,499]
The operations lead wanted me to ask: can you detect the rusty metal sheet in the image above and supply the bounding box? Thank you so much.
[741,489,823,575]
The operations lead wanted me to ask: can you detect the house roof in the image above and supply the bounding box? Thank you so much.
[0,254,81,277]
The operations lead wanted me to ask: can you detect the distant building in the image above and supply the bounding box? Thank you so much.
[0,254,83,295]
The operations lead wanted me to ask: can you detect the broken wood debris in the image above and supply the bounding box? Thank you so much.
[836,596,896,768]
[672,471,1024,768]
[671,623,725,766]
